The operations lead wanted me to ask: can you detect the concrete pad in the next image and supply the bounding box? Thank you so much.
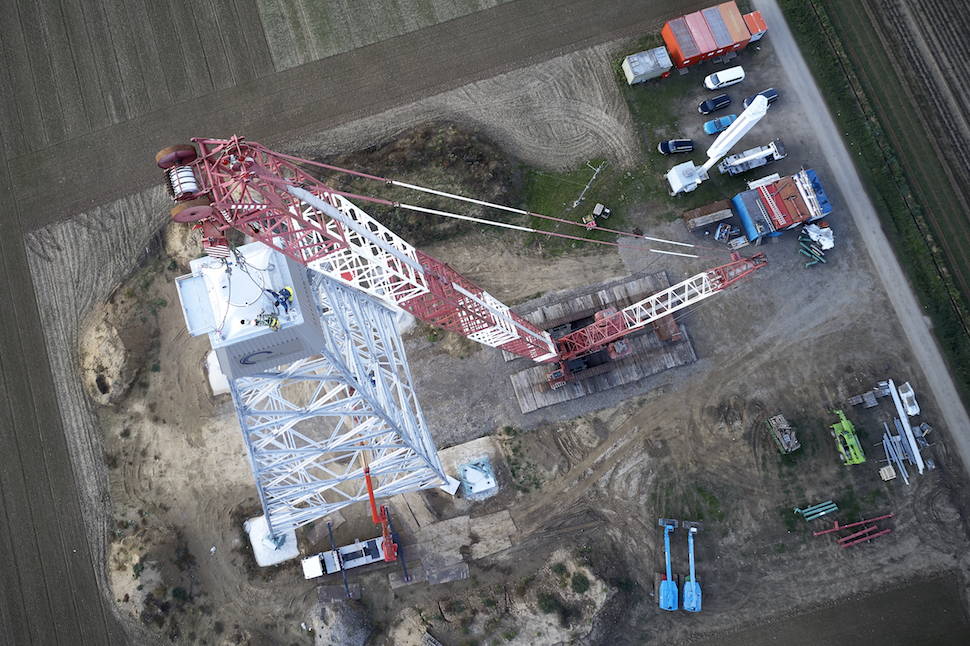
[469,510,517,560]
[416,515,471,569]
[244,515,299,566]
[437,436,503,479]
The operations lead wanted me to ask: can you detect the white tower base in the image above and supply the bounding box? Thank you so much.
[244,515,299,566]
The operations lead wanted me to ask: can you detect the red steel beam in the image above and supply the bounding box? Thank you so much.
[839,528,892,548]
[813,513,895,537]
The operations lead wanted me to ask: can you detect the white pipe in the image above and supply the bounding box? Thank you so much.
[648,248,699,258]
[398,202,537,234]
[391,180,694,248]
[889,379,925,474]
[391,180,531,217]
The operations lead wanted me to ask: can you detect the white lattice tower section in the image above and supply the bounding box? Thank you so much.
[229,272,445,536]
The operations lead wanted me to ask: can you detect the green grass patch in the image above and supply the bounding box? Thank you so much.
[570,572,590,594]
[517,51,761,256]
[779,0,970,403]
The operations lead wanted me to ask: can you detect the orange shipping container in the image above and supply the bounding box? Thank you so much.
[744,11,768,42]
[718,1,751,50]
[684,11,717,59]
[702,7,733,54]
[661,16,701,67]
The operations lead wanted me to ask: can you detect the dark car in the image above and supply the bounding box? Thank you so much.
[743,87,780,108]
[658,139,695,155]
[698,93,731,114]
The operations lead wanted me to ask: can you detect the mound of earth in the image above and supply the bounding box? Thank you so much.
[315,123,522,246]
[79,259,168,406]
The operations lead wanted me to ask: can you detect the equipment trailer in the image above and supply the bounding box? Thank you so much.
[767,414,801,454]
[717,139,786,176]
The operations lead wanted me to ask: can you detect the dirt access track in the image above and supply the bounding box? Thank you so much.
[0,1,710,644]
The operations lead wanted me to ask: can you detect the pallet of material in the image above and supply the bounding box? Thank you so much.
[682,200,733,232]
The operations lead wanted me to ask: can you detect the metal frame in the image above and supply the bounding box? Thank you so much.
[229,272,446,536]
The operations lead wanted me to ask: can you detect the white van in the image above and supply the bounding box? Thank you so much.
[704,66,745,90]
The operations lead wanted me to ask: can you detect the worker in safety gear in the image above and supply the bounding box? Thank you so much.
[266,286,294,313]
[241,312,281,331]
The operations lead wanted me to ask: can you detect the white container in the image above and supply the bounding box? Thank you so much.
[622,47,673,84]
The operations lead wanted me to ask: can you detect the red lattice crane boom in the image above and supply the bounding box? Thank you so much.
[547,252,767,387]
[157,137,767,386]
[158,137,558,362]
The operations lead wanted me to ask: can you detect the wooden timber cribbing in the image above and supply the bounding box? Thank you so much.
[507,270,698,413]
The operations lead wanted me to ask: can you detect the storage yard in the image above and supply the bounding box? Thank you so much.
[5,2,970,646]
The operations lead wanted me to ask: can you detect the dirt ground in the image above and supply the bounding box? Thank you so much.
[28,26,970,646]
[276,39,640,171]
[255,0,516,72]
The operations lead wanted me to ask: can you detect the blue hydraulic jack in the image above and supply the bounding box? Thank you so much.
[658,519,679,611]
[682,521,703,612]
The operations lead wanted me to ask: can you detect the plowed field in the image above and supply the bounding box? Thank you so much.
[818,0,970,319]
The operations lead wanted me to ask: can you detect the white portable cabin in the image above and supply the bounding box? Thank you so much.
[622,47,673,85]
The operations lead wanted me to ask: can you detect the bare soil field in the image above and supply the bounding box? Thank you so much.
[256,0,516,71]
[833,0,970,304]
[24,24,970,646]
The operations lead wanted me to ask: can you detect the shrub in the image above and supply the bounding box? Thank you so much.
[570,572,590,594]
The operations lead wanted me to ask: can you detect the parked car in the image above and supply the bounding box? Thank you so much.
[743,87,779,108]
[703,114,737,135]
[704,66,745,90]
[698,94,731,114]
[658,139,695,155]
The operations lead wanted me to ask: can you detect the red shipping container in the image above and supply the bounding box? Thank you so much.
[744,11,768,42]
[702,7,733,55]
[685,11,717,59]
[718,2,751,50]
[661,16,700,67]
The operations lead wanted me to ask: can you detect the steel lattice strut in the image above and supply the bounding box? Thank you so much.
[230,272,446,536]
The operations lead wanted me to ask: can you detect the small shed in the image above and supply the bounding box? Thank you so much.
[744,11,768,42]
[622,47,673,84]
